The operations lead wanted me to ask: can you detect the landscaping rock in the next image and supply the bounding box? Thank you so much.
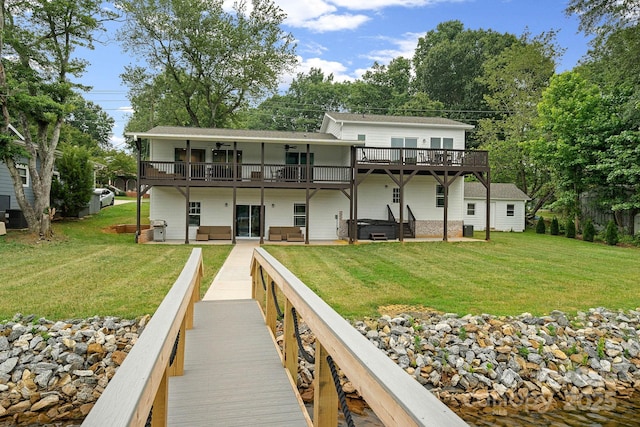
[0,314,145,425]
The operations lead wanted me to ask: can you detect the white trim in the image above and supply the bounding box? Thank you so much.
[16,164,29,187]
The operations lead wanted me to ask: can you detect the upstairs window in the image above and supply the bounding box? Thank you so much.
[430,137,454,149]
[357,134,366,142]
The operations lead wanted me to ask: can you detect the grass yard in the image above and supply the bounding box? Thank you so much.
[264,232,640,319]
[0,201,232,321]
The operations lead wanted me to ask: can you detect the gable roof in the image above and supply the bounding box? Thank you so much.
[321,112,474,131]
[126,125,359,146]
[464,182,530,201]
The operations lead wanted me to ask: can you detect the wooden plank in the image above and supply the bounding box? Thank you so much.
[167,300,309,427]
[313,343,338,427]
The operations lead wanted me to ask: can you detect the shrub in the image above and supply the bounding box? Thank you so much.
[536,216,546,234]
[550,216,559,235]
[565,218,576,238]
[605,220,619,246]
[583,219,595,242]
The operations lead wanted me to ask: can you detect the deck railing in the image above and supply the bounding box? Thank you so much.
[357,147,488,168]
[251,248,467,427]
[141,161,351,184]
[82,249,203,427]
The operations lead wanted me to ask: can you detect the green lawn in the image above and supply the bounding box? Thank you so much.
[0,200,232,321]
[264,232,640,318]
[3,202,639,321]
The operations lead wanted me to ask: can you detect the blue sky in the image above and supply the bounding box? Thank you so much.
[78,0,591,148]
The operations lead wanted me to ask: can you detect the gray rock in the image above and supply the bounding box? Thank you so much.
[0,356,18,374]
[0,336,9,351]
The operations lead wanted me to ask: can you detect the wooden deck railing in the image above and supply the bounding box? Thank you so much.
[357,147,489,168]
[82,248,203,427]
[141,161,351,184]
[251,247,467,427]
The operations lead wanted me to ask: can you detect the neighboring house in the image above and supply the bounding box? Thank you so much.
[0,125,32,228]
[128,112,491,243]
[464,182,530,232]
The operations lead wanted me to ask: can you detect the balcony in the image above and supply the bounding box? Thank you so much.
[141,161,352,186]
[140,148,488,188]
[356,147,488,169]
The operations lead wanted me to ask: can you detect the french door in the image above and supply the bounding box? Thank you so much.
[236,205,262,238]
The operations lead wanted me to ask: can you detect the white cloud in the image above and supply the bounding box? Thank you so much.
[299,40,328,56]
[363,32,426,64]
[328,0,466,11]
[300,13,370,32]
[279,55,357,89]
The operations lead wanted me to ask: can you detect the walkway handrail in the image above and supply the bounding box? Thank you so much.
[83,248,204,427]
[251,248,466,427]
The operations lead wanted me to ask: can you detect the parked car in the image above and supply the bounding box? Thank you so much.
[94,188,115,208]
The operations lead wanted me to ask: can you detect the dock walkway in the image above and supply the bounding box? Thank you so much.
[167,241,308,426]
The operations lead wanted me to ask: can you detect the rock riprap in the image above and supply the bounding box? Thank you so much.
[0,314,148,425]
[290,308,640,414]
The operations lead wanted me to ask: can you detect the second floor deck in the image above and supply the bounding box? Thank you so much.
[140,147,489,188]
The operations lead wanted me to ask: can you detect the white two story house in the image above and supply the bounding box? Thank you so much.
[128,112,491,243]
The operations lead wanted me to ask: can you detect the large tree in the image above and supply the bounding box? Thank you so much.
[0,0,113,237]
[476,33,560,216]
[118,0,297,131]
[534,71,621,222]
[245,68,348,132]
[412,20,518,115]
[566,0,640,35]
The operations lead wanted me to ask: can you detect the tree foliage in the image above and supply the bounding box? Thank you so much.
[413,20,518,114]
[118,0,297,131]
[534,71,619,220]
[245,68,348,131]
[476,32,560,216]
[0,0,113,237]
[51,145,94,217]
[566,0,640,35]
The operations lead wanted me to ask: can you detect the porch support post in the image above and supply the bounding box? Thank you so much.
[232,141,237,244]
[443,169,449,242]
[185,140,191,244]
[485,171,491,241]
[399,147,404,242]
[135,137,141,243]
[305,143,310,244]
[352,147,359,244]
[260,142,265,244]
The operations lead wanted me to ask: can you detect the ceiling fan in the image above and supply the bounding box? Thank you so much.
[284,144,297,151]
[215,142,230,149]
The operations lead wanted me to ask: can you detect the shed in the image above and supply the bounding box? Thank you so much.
[464,182,530,232]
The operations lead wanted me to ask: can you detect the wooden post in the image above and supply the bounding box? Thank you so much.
[314,343,338,427]
[265,274,277,335]
[168,320,186,377]
[151,367,168,427]
[283,299,298,380]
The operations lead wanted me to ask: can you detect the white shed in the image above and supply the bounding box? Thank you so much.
[464,183,530,232]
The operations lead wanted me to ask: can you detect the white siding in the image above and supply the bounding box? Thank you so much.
[340,123,466,150]
[464,198,526,232]
[150,187,349,240]
[357,175,464,221]
[149,139,350,167]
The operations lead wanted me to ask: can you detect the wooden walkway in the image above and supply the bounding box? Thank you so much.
[167,299,309,426]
